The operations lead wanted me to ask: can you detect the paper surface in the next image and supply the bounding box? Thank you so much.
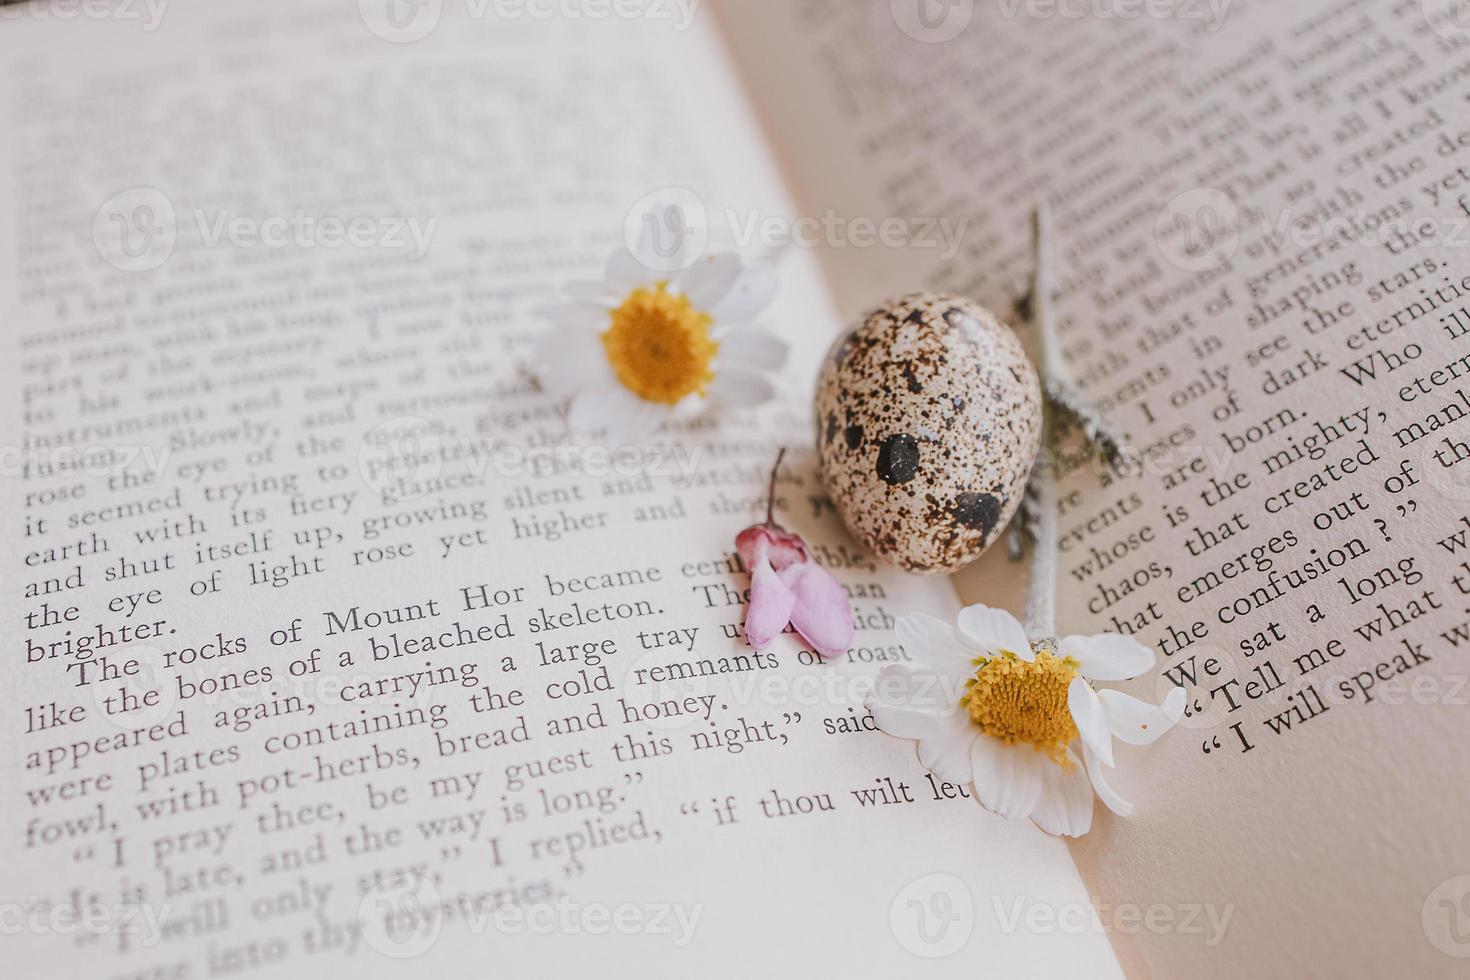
[1,2,1113,976]
[716,0,1470,975]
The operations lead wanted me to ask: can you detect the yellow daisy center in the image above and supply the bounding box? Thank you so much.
[601,283,717,404]
[962,652,1081,768]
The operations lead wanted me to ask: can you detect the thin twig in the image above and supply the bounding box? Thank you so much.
[1024,206,1060,639]
[1023,206,1137,476]
[764,448,786,526]
[1047,380,1137,472]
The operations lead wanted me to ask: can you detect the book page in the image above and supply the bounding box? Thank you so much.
[717,0,1470,976]
[0,1,1118,977]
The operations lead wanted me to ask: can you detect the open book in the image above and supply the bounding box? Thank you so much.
[6,0,1469,976]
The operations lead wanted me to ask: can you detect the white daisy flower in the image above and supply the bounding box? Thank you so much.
[866,604,1186,838]
[534,222,789,445]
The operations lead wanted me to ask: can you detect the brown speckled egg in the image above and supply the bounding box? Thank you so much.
[815,292,1042,575]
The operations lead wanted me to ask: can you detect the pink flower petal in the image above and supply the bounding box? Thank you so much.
[744,557,797,651]
[779,561,854,660]
[735,525,807,571]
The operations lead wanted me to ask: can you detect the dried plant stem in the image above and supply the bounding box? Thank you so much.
[1024,205,1060,639]
[764,447,786,526]
[1029,206,1136,474]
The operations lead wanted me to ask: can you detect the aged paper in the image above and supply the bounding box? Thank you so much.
[716,0,1470,975]
[2,2,1114,976]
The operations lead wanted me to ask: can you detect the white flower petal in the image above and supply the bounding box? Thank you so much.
[870,661,964,716]
[604,246,652,293]
[716,328,789,371]
[566,384,629,434]
[567,382,667,443]
[613,400,670,446]
[873,703,956,742]
[1068,677,1114,767]
[1029,750,1095,838]
[675,253,742,310]
[1060,633,1156,681]
[916,712,978,785]
[534,329,608,399]
[1162,685,1187,723]
[709,261,777,324]
[562,280,618,304]
[896,613,981,688]
[970,737,1044,821]
[535,301,609,331]
[705,367,776,408]
[629,204,701,274]
[868,667,959,740]
[1098,687,1186,746]
[957,605,1033,660]
[1083,745,1134,818]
